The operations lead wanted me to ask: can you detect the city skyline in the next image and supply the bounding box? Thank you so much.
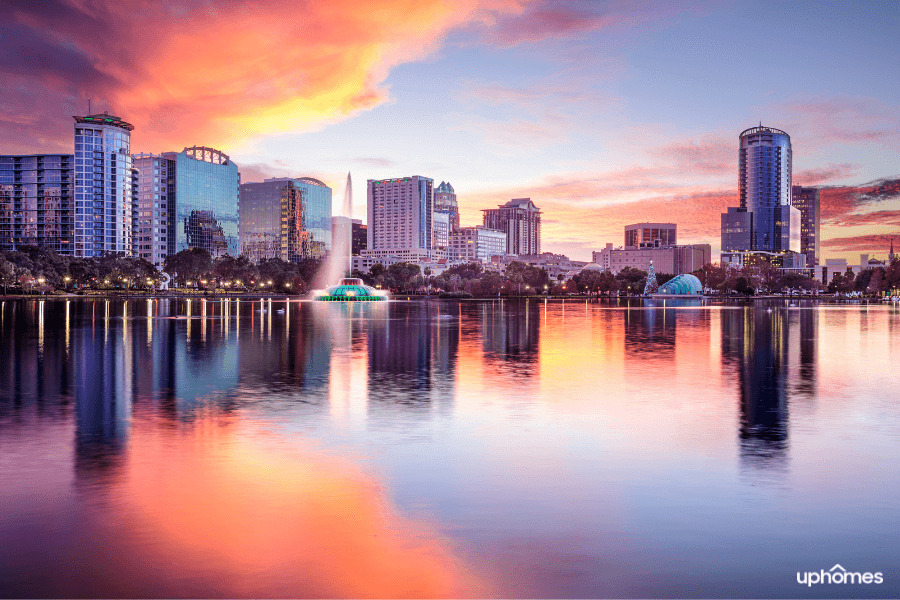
[1,1,898,262]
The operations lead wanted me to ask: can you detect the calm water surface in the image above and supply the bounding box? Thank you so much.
[0,297,898,598]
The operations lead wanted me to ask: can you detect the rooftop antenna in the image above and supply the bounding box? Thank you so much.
[88,98,91,114]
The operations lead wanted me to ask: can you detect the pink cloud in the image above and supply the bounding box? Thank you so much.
[794,163,857,185]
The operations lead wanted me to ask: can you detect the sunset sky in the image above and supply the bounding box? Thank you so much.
[1,0,898,261]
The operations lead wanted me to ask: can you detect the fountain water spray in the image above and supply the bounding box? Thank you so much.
[312,172,387,301]
[315,172,353,290]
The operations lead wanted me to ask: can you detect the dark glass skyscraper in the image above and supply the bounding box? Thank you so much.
[0,155,74,253]
[791,186,820,267]
[721,126,800,256]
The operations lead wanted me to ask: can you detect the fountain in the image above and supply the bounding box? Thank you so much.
[312,172,388,301]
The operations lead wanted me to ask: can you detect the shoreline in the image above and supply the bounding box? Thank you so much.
[1,292,893,303]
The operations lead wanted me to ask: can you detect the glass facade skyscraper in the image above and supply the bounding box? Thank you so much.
[240,177,332,263]
[294,177,332,256]
[73,114,134,257]
[0,154,74,253]
[161,147,239,258]
[791,186,821,267]
[721,126,800,256]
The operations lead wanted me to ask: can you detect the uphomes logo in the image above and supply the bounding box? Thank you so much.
[797,564,884,587]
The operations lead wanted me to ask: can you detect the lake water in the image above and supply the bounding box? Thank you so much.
[1,297,898,598]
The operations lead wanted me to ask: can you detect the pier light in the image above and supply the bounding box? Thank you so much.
[186,281,192,286]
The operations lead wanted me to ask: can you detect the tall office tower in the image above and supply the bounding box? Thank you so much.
[73,113,134,257]
[367,176,434,252]
[434,181,460,231]
[721,126,800,256]
[132,154,176,266]
[240,179,312,263]
[0,154,74,253]
[292,177,332,257]
[482,198,541,256]
[160,146,239,258]
[791,186,821,267]
[625,223,676,248]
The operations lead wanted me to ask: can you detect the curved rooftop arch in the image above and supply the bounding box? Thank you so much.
[297,177,327,187]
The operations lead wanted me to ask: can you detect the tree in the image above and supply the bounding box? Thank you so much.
[0,257,14,295]
[735,276,755,296]
[385,262,421,292]
[573,269,605,295]
[165,248,213,286]
[867,268,885,295]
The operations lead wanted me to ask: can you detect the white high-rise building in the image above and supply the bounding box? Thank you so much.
[132,153,174,266]
[73,113,134,257]
[366,176,435,255]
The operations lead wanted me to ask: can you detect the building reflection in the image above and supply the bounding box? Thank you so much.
[623,299,679,360]
[720,304,816,472]
[239,299,332,401]
[479,300,539,376]
[0,300,73,413]
[366,302,458,411]
[72,300,133,481]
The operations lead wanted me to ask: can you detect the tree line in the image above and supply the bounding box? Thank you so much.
[0,246,322,294]
[3,245,898,297]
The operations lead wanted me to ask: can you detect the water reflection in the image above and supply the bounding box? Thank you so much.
[480,300,540,376]
[720,303,817,473]
[0,298,898,598]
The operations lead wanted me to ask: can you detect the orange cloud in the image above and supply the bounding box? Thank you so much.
[1,0,540,152]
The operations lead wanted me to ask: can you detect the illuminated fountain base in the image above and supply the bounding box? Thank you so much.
[312,278,388,302]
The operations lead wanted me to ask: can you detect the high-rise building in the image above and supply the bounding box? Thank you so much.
[721,126,800,258]
[434,181,459,232]
[73,113,134,257]
[791,186,820,267]
[449,226,506,263]
[240,179,312,263]
[160,146,239,258]
[482,198,541,256]
[625,223,676,248]
[0,154,74,253]
[132,154,176,266]
[293,177,332,256]
[367,176,434,253]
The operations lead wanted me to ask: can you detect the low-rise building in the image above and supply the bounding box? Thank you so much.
[449,226,506,263]
[593,243,711,275]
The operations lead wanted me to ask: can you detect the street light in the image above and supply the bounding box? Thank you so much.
[37,277,45,296]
